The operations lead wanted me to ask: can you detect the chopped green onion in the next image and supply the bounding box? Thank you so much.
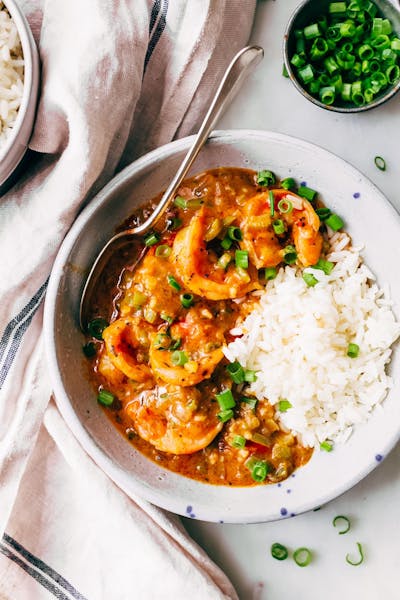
[170,338,181,350]
[217,252,233,269]
[226,361,245,384]
[168,216,182,230]
[293,547,312,567]
[347,343,359,358]
[291,53,306,68]
[303,272,319,287]
[280,177,296,190]
[88,318,109,340]
[257,170,276,187]
[320,440,333,452]
[98,389,114,406]
[218,409,234,423]
[325,213,344,230]
[282,63,289,78]
[160,312,173,324]
[269,190,275,217]
[245,456,269,482]
[374,155,386,171]
[304,23,321,40]
[153,332,171,350]
[174,196,187,209]
[298,63,315,84]
[221,236,233,250]
[82,342,96,358]
[278,399,292,412]
[320,85,336,104]
[346,542,364,566]
[277,198,293,213]
[298,185,317,202]
[171,350,188,366]
[232,435,246,449]
[313,258,335,275]
[155,244,171,257]
[329,2,347,17]
[333,515,351,535]
[273,219,286,235]
[283,245,297,264]
[235,250,249,269]
[180,293,194,308]
[310,37,329,60]
[236,267,250,283]
[227,226,243,241]
[271,543,289,561]
[241,397,258,410]
[265,267,277,280]
[185,198,204,209]
[315,207,332,221]
[144,232,161,247]
[167,275,181,291]
[216,389,236,410]
[244,369,257,383]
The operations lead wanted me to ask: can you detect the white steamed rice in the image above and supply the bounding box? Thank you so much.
[224,230,400,448]
[0,1,24,148]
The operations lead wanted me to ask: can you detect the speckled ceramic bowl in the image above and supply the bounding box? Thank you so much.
[283,0,400,113]
[0,0,39,188]
[44,130,400,523]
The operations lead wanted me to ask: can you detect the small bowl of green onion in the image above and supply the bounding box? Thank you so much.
[283,0,400,112]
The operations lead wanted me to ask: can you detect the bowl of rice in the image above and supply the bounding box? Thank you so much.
[44,129,400,523]
[0,0,39,188]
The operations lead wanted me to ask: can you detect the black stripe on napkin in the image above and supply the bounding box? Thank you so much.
[0,279,48,390]
[2,534,88,600]
[144,0,169,70]
[149,0,161,34]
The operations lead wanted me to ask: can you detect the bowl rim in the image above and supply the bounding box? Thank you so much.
[0,0,39,181]
[44,129,400,523]
[282,0,400,113]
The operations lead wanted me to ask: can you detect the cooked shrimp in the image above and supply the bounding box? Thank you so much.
[149,308,225,386]
[126,385,223,454]
[171,208,260,300]
[102,317,153,383]
[240,189,323,268]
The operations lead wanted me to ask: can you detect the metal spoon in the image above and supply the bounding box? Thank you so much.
[80,45,264,331]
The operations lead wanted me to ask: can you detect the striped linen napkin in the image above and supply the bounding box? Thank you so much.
[0,1,256,598]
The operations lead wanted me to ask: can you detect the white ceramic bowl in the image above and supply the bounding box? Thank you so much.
[0,0,39,187]
[44,130,400,523]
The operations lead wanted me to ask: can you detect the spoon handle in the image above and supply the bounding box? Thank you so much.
[131,45,264,236]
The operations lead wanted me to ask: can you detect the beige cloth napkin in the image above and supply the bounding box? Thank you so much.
[0,1,256,597]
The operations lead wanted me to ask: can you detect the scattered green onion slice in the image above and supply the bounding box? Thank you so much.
[269,190,275,217]
[153,332,171,350]
[82,342,96,358]
[283,245,297,264]
[273,219,286,235]
[226,361,245,384]
[325,213,344,231]
[282,63,289,78]
[293,547,312,567]
[333,515,351,535]
[298,185,317,202]
[160,312,173,324]
[217,252,232,269]
[227,226,243,241]
[244,369,257,383]
[265,267,277,280]
[280,177,296,190]
[313,258,335,275]
[87,318,109,340]
[303,272,319,287]
[221,236,233,250]
[180,293,194,308]
[174,196,187,209]
[232,435,246,449]
[245,456,269,482]
[235,250,249,269]
[168,216,182,230]
[216,389,236,410]
[320,440,333,452]
[241,397,258,410]
[346,542,364,566]
[257,170,276,187]
[271,543,289,561]
[374,155,386,171]
[170,338,181,351]
[315,207,332,221]
[278,399,292,412]
[347,342,359,358]
[98,389,114,406]
[277,198,293,213]
[167,274,181,291]
[218,409,234,423]
[171,350,188,366]
[144,232,161,247]
[155,244,171,257]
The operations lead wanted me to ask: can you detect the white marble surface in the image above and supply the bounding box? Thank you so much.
[183,1,400,598]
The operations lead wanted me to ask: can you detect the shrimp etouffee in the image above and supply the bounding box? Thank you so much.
[85,167,325,486]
